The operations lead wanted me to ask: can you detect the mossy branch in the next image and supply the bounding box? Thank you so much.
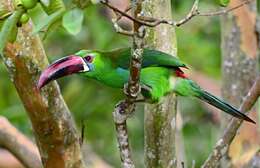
[0,1,86,167]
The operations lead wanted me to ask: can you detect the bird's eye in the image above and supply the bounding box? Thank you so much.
[84,55,93,63]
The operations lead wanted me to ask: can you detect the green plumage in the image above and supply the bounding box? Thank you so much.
[76,48,254,123]
[104,48,186,69]
[41,47,255,123]
[174,78,254,122]
[78,48,174,101]
[76,48,186,69]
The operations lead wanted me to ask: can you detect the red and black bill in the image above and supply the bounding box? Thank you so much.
[37,55,89,89]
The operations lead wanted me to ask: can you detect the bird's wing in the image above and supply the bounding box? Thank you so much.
[101,48,187,69]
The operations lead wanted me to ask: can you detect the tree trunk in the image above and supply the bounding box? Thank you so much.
[0,1,85,167]
[221,0,259,167]
[142,1,178,167]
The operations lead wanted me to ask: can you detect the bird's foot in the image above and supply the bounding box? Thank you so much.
[114,100,136,124]
[123,83,141,98]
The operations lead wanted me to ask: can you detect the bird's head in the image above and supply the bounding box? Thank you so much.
[37,50,99,89]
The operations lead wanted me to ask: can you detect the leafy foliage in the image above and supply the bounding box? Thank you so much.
[62,8,84,35]
[21,0,37,9]
[0,8,24,54]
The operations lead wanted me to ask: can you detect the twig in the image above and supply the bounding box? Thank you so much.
[138,0,199,27]
[113,102,135,168]
[174,0,199,26]
[100,0,151,27]
[102,0,254,29]
[111,5,134,36]
[140,0,253,27]
[181,161,185,168]
[115,5,132,22]
[202,76,260,168]
[199,0,251,16]
[112,1,146,168]
[0,116,42,168]
[111,18,134,36]
[103,1,134,36]
[80,120,85,146]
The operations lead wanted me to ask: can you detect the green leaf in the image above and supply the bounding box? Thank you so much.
[62,8,84,35]
[32,9,64,34]
[21,0,38,9]
[0,9,12,20]
[73,0,92,8]
[40,0,65,15]
[40,19,61,40]
[39,0,50,7]
[27,3,48,25]
[219,0,230,7]
[8,26,18,43]
[19,13,30,24]
[90,0,100,4]
[0,8,24,55]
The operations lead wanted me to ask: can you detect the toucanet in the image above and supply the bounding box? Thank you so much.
[37,48,255,124]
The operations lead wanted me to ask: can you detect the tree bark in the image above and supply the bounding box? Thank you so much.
[0,117,41,168]
[0,1,85,167]
[142,1,178,167]
[221,0,259,167]
[201,76,260,167]
[0,149,24,168]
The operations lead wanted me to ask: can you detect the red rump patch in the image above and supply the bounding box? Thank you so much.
[175,68,188,78]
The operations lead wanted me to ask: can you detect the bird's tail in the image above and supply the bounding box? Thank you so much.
[198,90,255,123]
[173,78,255,124]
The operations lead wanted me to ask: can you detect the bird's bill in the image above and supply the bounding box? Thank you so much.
[37,55,89,89]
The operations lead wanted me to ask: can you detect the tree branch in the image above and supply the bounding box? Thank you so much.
[1,1,86,167]
[0,149,25,168]
[111,0,145,168]
[138,0,199,27]
[0,116,42,168]
[114,5,132,22]
[202,76,260,167]
[112,101,135,168]
[199,0,252,16]
[101,0,254,29]
[100,1,134,36]
[0,116,112,168]
[100,0,150,27]
[111,18,134,36]
[142,0,178,167]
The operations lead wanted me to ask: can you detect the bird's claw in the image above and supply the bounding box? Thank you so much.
[113,100,136,124]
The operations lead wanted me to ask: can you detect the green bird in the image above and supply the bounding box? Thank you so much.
[37,48,255,124]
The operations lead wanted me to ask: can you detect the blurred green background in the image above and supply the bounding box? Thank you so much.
[0,0,225,167]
